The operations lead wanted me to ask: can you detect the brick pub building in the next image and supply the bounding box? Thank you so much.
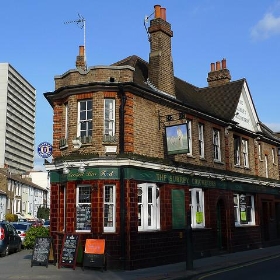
[45,5,280,270]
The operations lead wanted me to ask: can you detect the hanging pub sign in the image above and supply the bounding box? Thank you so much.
[165,124,189,155]
[37,142,53,158]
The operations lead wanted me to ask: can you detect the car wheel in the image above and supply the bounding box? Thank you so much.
[1,245,9,257]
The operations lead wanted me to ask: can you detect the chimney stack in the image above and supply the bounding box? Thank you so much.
[207,58,231,87]
[76,46,86,70]
[148,5,175,96]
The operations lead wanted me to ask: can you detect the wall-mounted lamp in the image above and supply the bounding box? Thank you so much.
[78,163,86,173]
[63,166,70,175]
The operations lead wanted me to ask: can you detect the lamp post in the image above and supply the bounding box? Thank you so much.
[186,210,193,270]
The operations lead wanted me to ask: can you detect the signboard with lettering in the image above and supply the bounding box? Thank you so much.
[59,234,79,270]
[31,237,53,267]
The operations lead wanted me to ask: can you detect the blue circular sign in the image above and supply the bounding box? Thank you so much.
[37,142,53,158]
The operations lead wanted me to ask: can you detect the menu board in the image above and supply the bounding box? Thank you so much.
[59,234,79,270]
[31,237,52,267]
[76,205,91,230]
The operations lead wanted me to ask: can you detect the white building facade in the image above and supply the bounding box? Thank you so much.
[0,63,36,173]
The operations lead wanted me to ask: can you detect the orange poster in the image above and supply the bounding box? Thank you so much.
[85,239,105,254]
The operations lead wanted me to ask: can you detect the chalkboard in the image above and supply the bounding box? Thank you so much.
[59,234,79,270]
[31,237,52,267]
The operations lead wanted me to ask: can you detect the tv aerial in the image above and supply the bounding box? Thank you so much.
[64,13,87,68]
[144,10,154,41]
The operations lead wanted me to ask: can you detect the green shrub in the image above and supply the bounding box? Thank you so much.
[24,226,50,249]
[5,213,18,222]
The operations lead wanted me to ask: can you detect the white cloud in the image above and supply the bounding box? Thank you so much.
[251,12,280,40]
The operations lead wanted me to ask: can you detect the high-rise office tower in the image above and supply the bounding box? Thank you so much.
[0,63,36,173]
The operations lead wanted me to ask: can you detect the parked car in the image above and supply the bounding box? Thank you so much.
[11,222,32,247]
[0,221,22,257]
[43,220,50,228]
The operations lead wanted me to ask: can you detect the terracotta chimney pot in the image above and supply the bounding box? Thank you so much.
[79,46,84,56]
[222,58,226,69]
[216,61,221,71]
[160,8,166,21]
[211,63,215,72]
[154,5,161,18]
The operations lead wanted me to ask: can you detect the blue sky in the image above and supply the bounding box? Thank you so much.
[1,1,280,170]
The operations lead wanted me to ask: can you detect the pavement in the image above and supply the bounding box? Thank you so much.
[1,245,280,280]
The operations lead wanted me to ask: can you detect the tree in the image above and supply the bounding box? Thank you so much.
[37,205,50,220]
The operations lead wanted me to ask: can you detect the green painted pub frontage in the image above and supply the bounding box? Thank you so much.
[44,4,280,270]
[48,160,280,270]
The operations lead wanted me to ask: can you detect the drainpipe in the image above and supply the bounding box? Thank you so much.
[119,85,126,269]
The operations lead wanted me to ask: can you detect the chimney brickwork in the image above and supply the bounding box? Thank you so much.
[76,45,86,70]
[207,58,231,87]
[148,5,175,96]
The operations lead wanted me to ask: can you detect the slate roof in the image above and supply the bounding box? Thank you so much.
[112,55,244,122]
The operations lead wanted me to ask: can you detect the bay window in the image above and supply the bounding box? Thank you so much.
[104,99,115,138]
[78,99,92,137]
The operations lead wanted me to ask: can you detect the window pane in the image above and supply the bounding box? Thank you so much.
[79,187,91,203]
[148,205,152,226]
[148,187,152,203]
[76,204,91,230]
[105,186,113,203]
[104,204,113,227]
[138,205,142,226]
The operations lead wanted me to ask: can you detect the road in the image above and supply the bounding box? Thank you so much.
[191,255,280,280]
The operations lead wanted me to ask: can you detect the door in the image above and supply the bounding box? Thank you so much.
[275,203,280,238]
[261,201,270,242]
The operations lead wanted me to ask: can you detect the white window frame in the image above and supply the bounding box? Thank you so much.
[198,123,205,158]
[234,193,255,226]
[272,148,276,164]
[234,136,241,166]
[186,120,192,155]
[242,139,249,168]
[104,99,115,136]
[213,129,221,161]
[103,184,116,233]
[77,99,93,137]
[76,185,91,232]
[137,183,160,231]
[65,103,68,139]
[189,188,205,228]
[265,155,269,178]
[258,143,262,160]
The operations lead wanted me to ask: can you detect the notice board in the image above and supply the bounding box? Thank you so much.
[84,239,105,254]
[31,237,53,268]
[172,189,186,229]
[59,234,79,270]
